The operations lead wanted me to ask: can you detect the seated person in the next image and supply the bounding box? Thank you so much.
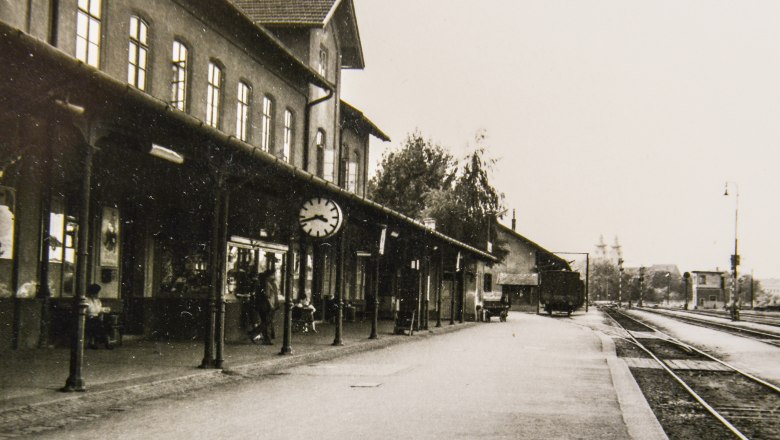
[85,284,113,349]
[294,293,317,332]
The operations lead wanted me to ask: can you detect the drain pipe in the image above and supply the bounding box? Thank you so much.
[302,87,335,173]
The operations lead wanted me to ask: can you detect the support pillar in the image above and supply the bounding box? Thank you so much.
[369,254,380,339]
[63,140,93,392]
[280,233,295,355]
[435,249,442,328]
[214,189,229,369]
[201,179,223,369]
[459,261,466,323]
[450,270,456,325]
[332,231,345,346]
[37,127,53,348]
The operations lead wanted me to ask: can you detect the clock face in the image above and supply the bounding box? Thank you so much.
[298,198,344,238]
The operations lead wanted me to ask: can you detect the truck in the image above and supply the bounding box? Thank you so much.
[539,270,584,316]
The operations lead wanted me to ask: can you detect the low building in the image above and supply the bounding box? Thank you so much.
[691,270,726,309]
[478,220,570,314]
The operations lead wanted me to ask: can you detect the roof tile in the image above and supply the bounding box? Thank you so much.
[229,0,339,26]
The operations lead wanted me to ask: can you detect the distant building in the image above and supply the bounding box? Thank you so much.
[479,222,570,313]
[691,271,726,309]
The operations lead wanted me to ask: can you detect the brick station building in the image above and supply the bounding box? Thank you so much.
[0,0,498,390]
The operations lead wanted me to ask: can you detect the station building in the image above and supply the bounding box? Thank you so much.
[479,218,570,314]
[0,0,500,388]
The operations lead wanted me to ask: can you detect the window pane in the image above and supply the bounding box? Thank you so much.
[88,18,100,43]
[87,43,99,67]
[89,0,101,18]
[76,37,87,62]
[139,21,147,44]
[128,64,136,85]
[76,13,88,38]
[129,16,138,38]
[139,47,147,69]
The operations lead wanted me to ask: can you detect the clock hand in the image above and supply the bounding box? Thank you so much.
[300,215,328,223]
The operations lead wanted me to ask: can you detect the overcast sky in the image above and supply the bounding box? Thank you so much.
[341,0,780,279]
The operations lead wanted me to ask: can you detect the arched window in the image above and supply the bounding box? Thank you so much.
[261,95,274,151]
[315,129,325,178]
[127,16,149,90]
[236,81,252,142]
[345,147,358,193]
[282,109,294,162]
[170,40,188,111]
[206,61,223,128]
[76,0,102,67]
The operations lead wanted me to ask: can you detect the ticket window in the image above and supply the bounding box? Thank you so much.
[225,240,286,307]
[48,197,78,297]
[0,187,14,297]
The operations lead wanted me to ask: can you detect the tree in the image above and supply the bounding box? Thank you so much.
[422,132,506,252]
[425,148,505,243]
[368,131,456,219]
[369,130,506,254]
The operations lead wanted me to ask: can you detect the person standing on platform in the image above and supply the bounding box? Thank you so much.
[249,269,276,345]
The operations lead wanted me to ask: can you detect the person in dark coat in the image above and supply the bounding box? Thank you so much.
[249,269,276,345]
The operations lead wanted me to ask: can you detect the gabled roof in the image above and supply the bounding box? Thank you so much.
[230,0,365,69]
[340,101,390,142]
[230,0,340,26]
[495,222,571,271]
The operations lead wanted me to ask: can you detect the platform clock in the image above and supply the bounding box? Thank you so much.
[298,197,344,239]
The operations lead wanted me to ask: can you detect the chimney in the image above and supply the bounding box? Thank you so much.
[511,209,516,231]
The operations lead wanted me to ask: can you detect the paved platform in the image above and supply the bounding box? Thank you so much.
[0,310,668,440]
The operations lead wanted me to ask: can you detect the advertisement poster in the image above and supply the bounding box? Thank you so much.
[100,206,120,267]
[0,187,14,260]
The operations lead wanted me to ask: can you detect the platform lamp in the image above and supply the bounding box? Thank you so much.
[724,181,740,321]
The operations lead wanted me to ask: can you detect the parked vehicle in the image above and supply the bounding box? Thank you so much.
[482,290,511,322]
[539,270,584,316]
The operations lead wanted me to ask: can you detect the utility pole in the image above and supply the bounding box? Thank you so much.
[617,258,624,308]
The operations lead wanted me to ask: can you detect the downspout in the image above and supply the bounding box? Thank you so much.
[335,54,343,187]
[302,88,334,173]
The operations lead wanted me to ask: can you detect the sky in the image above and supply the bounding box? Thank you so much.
[340,0,780,279]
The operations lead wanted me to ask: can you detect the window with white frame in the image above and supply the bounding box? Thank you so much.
[316,129,325,178]
[261,96,274,151]
[236,81,251,142]
[282,109,293,162]
[127,16,149,90]
[206,62,223,128]
[346,148,359,193]
[170,41,188,111]
[76,0,102,67]
[323,135,335,182]
[318,47,328,77]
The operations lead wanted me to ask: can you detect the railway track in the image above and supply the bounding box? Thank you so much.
[604,308,780,440]
[635,307,780,348]
[684,309,780,328]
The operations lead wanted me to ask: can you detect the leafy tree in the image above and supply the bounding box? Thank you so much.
[424,145,505,249]
[419,130,506,253]
[369,130,506,254]
[368,131,456,219]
